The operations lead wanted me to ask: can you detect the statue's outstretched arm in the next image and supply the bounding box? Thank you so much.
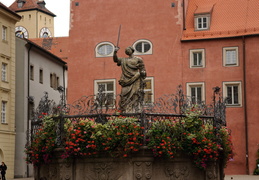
[113,47,120,63]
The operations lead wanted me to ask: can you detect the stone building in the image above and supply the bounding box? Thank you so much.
[9,0,55,38]
[6,0,259,176]
[14,38,67,177]
[0,2,21,179]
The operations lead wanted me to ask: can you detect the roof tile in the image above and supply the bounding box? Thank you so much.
[9,0,55,17]
[182,0,259,40]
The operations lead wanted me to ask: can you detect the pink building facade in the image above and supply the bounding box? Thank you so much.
[67,0,259,174]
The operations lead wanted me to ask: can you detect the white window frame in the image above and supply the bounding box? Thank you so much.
[223,47,239,66]
[1,101,7,124]
[190,49,205,68]
[2,26,7,41]
[223,81,242,107]
[133,39,153,55]
[143,77,154,105]
[194,15,210,31]
[95,42,114,57]
[186,82,205,104]
[94,79,116,107]
[1,63,7,82]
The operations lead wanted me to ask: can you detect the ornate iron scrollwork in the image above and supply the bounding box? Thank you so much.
[30,85,226,148]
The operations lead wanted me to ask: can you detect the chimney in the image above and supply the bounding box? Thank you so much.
[37,0,46,8]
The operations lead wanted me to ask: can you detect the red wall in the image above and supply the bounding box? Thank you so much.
[68,0,184,101]
[67,0,259,174]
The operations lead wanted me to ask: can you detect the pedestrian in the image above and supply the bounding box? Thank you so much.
[0,162,7,180]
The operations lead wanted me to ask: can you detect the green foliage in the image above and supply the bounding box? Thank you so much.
[25,109,233,170]
[147,106,233,170]
[25,116,58,165]
[100,116,144,157]
[147,118,183,158]
[63,117,144,158]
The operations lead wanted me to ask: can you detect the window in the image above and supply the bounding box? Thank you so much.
[190,49,205,68]
[50,73,58,89]
[18,1,25,8]
[135,42,150,53]
[50,73,53,87]
[223,82,242,106]
[1,63,7,82]
[223,47,238,66]
[94,79,116,106]
[197,17,208,29]
[195,15,210,30]
[187,82,205,104]
[39,69,43,84]
[57,77,60,87]
[95,42,114,57]
[133,40,153,55]
[2,26,7,41]
[30,65,34,80]
[144,77,154,104]
[1,101,7,124]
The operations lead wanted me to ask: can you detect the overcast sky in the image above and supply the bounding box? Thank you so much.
[1,0,70,37]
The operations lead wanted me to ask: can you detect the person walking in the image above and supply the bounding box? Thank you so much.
[0,162,7,180]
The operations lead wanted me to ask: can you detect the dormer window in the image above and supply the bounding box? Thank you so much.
[194,4,214,31]
[194,14,210,31]
[17,0,26,8]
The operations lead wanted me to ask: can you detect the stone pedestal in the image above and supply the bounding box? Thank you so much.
[34,148,223,180]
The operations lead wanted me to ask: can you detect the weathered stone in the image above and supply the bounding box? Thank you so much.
[34,148,223,180]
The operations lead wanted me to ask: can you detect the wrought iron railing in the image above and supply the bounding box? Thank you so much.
[30,85,226,146]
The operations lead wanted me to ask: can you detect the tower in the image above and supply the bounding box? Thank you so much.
[9,0,56,38]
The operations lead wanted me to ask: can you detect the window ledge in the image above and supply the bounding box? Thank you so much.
[191,66,204,68]
[226,104,242,108]
[224,64,238,67]
[2,40,8,44]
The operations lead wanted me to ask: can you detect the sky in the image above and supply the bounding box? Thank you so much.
[1,0,70,37]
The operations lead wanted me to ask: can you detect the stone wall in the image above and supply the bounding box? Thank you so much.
[34,148,223,180]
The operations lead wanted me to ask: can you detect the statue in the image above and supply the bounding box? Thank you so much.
[113,46,146,113]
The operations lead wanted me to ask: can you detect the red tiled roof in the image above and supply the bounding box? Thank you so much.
[30,37,69,61]
[182,0,259,40]
[0,2,21,19]
[23,37,67,65]
[9,0,55,17]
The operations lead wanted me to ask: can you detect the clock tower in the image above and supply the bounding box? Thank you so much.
[9,0,56,38]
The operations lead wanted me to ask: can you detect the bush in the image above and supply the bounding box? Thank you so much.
[26,112,233,170]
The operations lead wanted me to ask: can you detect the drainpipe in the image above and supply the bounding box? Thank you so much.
[36,11,38,37]
[242,36,249,174]
[63,65,66,105]
[27,43,33,177]
[183,0,186,30]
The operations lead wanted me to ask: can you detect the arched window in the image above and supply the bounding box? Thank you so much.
[95,42,114,57]
[133,39,152,55]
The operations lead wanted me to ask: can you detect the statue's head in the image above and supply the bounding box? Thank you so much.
[125,46,135,55]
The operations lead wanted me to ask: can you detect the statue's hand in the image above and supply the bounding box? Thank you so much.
[114,46,120,52]
[140,70,146,78]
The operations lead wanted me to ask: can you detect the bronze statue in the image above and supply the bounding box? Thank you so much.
[113,46,146,113]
